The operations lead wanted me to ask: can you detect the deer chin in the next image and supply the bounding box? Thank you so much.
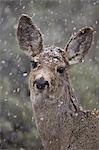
[30,86,62,106]
[30,86,49,104]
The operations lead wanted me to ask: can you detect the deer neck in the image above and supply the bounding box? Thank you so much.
[31,73,79,126]
[30,74,80,150]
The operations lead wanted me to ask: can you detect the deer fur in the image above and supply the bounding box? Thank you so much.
[17,14,99,150]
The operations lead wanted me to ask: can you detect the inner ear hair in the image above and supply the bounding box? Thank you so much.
[65,26,94,65]
[17,14,43,57]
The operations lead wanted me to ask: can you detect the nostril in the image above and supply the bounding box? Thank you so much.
[35,79,49,90]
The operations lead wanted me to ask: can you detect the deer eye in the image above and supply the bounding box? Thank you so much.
[30,61,38,69]
[57,67,65,74]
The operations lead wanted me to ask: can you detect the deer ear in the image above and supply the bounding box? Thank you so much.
[65,27,94,65]
[17,14,43,57]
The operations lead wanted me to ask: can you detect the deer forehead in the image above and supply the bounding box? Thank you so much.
[33,46,66,65]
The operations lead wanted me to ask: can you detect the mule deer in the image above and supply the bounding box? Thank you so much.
[17,14,99,150]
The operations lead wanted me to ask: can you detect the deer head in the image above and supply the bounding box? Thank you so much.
[17,14,94,104]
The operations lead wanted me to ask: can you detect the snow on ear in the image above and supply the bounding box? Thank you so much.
[17,14,43,57]
[65,27,94,65]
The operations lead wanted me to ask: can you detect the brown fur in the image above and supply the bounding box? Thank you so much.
[17,14,99,150]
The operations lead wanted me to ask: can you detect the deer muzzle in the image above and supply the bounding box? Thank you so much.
[34,78,49,90]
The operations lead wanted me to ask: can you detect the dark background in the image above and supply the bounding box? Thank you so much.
[0,0,99,149]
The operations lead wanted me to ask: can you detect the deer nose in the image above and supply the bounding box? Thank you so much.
[35,79,49,90]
